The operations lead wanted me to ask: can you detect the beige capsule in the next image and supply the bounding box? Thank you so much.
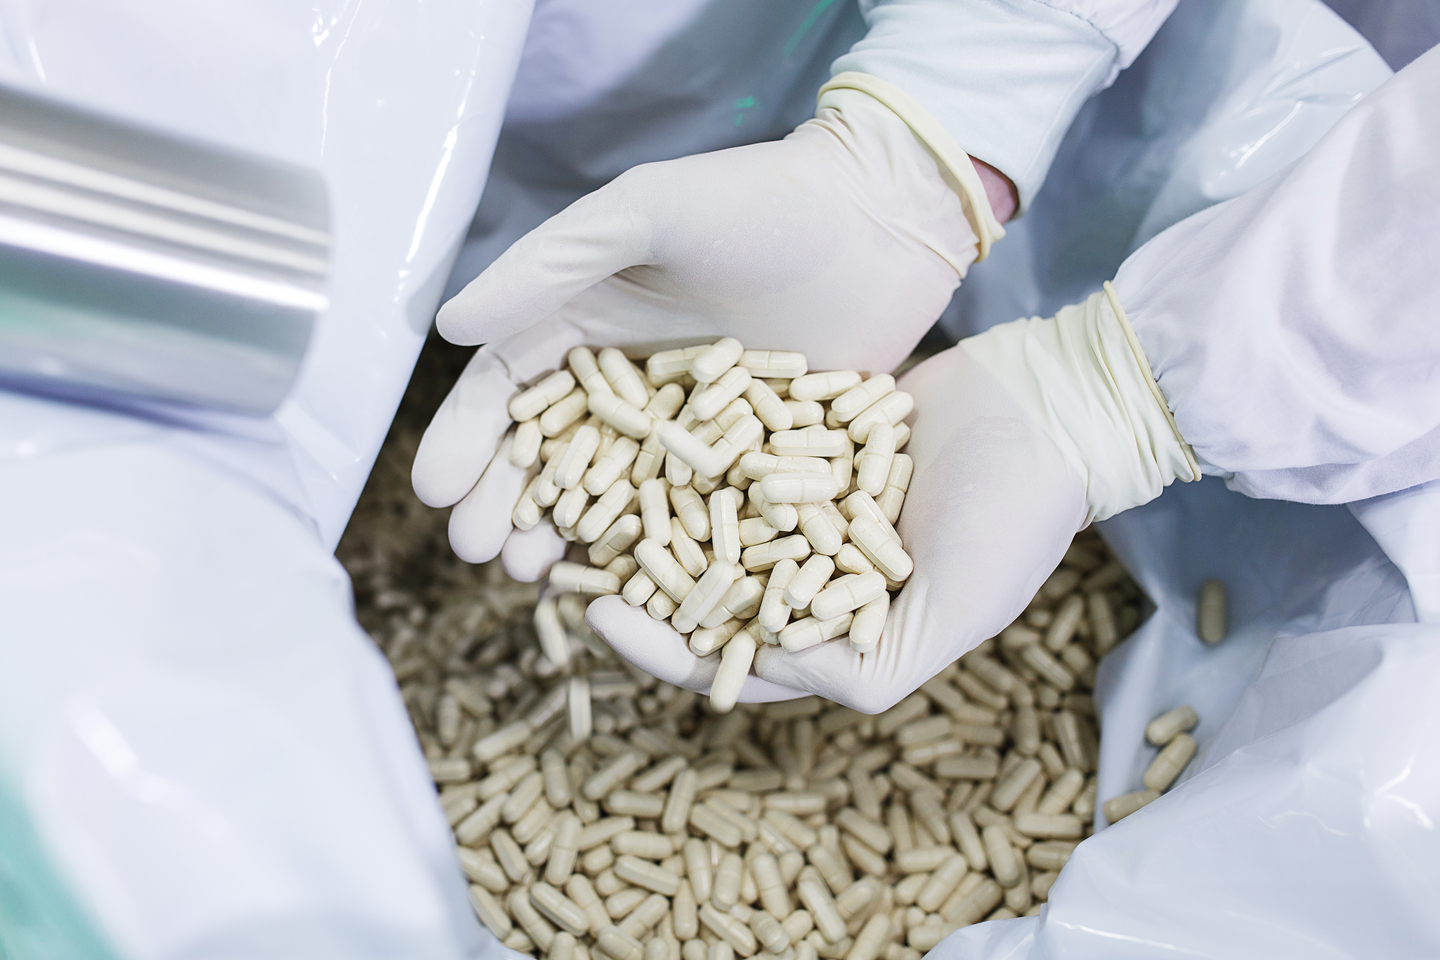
[670,485,712,541]
[1146,705,1199,746]
[1198,578,1227,643]
[743,379,794,431]
[1012,812,1083,839]
[797,876,847,943]
[846,914,891,960]
[854,422,896,497]
[1143,732,1197,791]
[914,853,967,912]
[569,346,614,396]
[546,812,583,885]
[584,751,648,802]
[673,560,743,634]
[750,484,800,534]
[459,847,510,893]
[690,617,745,656]
[584,437,642,496]
[682,836,713,901]
[1103,789,1160,823]
[847,392,913,443]
[510,887,558,950]
[623,569,659,607]
[810,572,886,622]
[511,418,544,468]
[833,544,874,576]
[469,883,513,938]
[1026,841,1077,872]
[759,472,839,504]
[549,561,622,596]
[532,880,593,936]
[647,588,679,621]
[700,903,758,957]
[646,344,706,381]
[739,452,831,479]
[750,910,792,955]
[1037,768,1086,815]
[616,854,681,896]
[874,454,912,524]
[555,425,603,491]
[784,399,826,427]
[635,539,698,603]
[785,555,836,610]
[712,851,744,909]
[743,534,811,573]
[606,793,667,818]
[598,926,646,960]
[710,625,759,714]
[739,517,778,547]
[981,825,1021,887]
[702,577,765,630]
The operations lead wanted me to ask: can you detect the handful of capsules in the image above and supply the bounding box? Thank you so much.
[506,339,916,711]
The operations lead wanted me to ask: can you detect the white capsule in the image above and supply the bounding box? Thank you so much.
[588,391,653,439]
[768,427,848,458]
[743,379,793,431]
[738,350,807,379]
[710,489,742,564]
[667,485,710,541]
[847,516,913,581]
[553,485,589,532]
[589,514,644,567]
[656,421,727,479]
[569,346,613,397]
[577,479,637,543]
[712,852,744,909]
[855,422,895,496]
[702,576,764,629]
[644,382,687,421]
[511,418,544,468]
[833,543,874,576]
[784,555,835,609]
[758,472,838,504]
[783,399,826,427]
[710,626,758,714]
[777,612,852,652]
[848,592,888,653]
[789,371,862,402]
[623,569,659,606]
[631,431,667,486]
[1146,705,1199,746]
[554,425,602,492]
[691,366,753,421]
[738,517,779,546]
[708,415,764,474]
[549,561,622,596]
[673,561,743,634]
[598,348,650,408]
[830,375,895,422]
[637,478,672,545]
[584,436,641,495]
[809,571,886,621]
[513,475,544,531]
[540,388,591,438]
[742,534,811,573]
[692,337,745,384]
[875,454,913,524]
[510,369,578,422]
[738,452,830,480]
[753,494,799,535]
[1198,578,1227,644]
[690,616,745,656]
[713,396,754,432]
[847,391,913,442]
[795,503,842,557]
[670,518,708,578]
[647,345,706,382]
[534,596,570,667]
[758,559,799,633]
[635,539,697,603]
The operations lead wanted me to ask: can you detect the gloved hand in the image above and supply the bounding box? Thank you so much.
[589,285,1199,712]
[412,80,1004,577]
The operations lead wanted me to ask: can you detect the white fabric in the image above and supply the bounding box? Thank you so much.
[590,346,1089,714]
[834,0,1176,210]
[1117,44,1440,505]
[959,287,1195,523]
[414,88,980,569]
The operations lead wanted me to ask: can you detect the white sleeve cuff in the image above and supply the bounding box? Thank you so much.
[834,0,1149,211]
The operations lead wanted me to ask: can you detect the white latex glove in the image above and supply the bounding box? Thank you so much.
[413,81,1002,577]
[591,286,1198,712]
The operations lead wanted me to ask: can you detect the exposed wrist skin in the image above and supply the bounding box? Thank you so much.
[971,157,1017,223]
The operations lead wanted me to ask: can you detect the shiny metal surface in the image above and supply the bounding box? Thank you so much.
[0,83,327,415]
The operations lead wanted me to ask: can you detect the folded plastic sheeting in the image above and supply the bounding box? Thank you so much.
[0,391,498,960]
[932,477,1438,958]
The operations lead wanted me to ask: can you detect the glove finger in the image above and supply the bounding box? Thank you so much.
[501,521,569,583]
[438,179,651,346]
[412,348,516,508]
[448,435,529,564]
[585,597,804,702]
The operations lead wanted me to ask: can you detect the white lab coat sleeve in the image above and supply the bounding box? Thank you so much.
[1115,43,1440,506]
[832,0,1177,210]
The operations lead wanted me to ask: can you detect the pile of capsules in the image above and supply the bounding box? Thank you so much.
[348,522,1159,960]
[504,339,917,711]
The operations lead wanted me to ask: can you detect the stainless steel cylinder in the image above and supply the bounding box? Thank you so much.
[0,83,328,416]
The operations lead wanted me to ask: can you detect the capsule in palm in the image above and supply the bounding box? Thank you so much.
[510,369,577,422]
[847,516,913,581]
[710,624,758,714]
[635,538,697,602]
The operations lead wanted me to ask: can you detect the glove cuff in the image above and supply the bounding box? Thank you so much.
[960,283,1199,524]
[818,72,1005,262]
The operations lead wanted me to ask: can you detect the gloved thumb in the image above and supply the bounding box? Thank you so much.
[438,176,653,345]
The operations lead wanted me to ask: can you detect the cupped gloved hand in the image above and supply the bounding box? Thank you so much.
[413,81,1004,577]
[589,285,1199,712]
